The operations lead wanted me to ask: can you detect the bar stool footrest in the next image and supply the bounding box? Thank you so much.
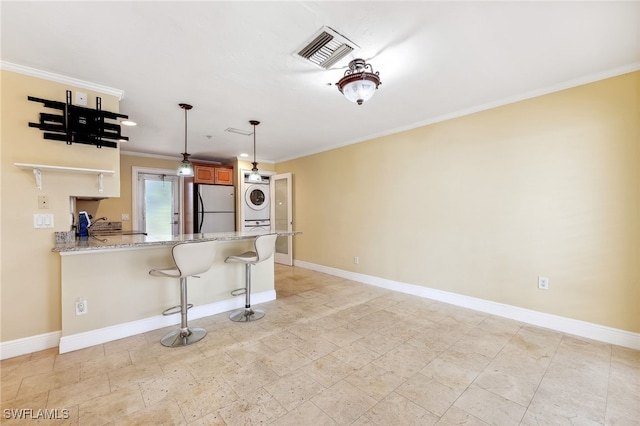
[230,288,246,297]
[162,303,194,316]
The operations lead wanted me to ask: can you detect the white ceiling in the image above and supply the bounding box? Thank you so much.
[2,1,639,164]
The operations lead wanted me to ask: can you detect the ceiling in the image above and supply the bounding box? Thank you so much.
[2,1,639,164]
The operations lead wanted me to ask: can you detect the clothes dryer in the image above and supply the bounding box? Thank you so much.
[243,175,270,221]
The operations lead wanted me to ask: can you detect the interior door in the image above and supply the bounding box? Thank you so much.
[137,173,180,236]
[270,172,293,265]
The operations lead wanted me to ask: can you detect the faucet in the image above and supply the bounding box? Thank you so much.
[87,217,109,241]
[87,217,108,230]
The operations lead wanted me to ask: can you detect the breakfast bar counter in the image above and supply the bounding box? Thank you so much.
[52,230,283,252]
[55,231,296,353]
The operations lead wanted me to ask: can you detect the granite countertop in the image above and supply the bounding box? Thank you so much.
[53,230,300,253]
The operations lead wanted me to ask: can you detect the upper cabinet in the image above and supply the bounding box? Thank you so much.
[193,163,233,185]
[213,166,234,185]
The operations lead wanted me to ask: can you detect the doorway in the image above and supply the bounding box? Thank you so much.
[133,168,181,236]
[270,172,293,265]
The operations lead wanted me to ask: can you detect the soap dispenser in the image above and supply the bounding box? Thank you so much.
[79,211,91,237]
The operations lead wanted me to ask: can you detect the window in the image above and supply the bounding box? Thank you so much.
[132,168,181,236]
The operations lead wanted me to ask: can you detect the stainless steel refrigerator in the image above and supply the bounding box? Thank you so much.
[192,184,235,233]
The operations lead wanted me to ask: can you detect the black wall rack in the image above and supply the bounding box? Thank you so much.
[28,90,129,149]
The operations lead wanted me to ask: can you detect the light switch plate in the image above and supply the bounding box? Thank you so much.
[34,214,54,228]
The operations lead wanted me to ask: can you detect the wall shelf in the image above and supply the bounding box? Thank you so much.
[14,162,115,193]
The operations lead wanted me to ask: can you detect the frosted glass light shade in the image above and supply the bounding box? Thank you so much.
[342,79,378,105]
[248,168,262,182]
[177,160,194,176]
[336,59,381,106]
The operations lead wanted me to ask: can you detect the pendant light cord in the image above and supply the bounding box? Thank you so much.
[253,123,256,163]
[179,103,192,156]
[184,107,188,153]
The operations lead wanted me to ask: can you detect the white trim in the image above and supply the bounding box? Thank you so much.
[293,260,640,351]
[271,173,293,266]
[1,61,125,100]
[1,290,275,358]
[121,151,182,161]
[131,166,182,233]
[275,63,640,163]
[0,331,61,360]
[59,289,276,354]
[121,150,228,165]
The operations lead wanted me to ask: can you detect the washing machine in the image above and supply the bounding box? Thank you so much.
[243,174,270,229]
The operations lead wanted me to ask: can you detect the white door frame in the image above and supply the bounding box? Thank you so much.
[131,166,183,234]
[270,172,293,265]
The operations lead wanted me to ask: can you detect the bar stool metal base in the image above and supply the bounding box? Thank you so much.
[160,327,207,347]
[229,307,265,322]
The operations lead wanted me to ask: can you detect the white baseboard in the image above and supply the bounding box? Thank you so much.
[0,290,276,359]
[58,290,276,354]
[0,331,62,360]
[4,260,638,358]
[294,260,640,350]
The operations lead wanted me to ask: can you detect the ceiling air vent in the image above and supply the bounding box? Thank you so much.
[295,26,359,69]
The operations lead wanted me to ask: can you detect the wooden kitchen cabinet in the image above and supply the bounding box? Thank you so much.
[193,163,233,185]
[214,166,234,185]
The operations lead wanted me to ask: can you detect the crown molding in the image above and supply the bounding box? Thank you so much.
[120,150,181,161]
[276,63,640,163]
[1,61,125,100]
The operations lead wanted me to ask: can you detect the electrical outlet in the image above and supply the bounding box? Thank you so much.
[538,276,549,290]
[121,213,130,221]
[75,299,88,316]
[354,256,359,264]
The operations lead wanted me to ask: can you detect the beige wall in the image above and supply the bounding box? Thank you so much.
[78,154,183,231]
[277,71,640,333]
[1,70,121,341]
[2,68,638,345]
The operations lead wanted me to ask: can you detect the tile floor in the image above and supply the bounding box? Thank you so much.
[1,265,639,425]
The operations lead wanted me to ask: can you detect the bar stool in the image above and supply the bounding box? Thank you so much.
[149,240,217,347]
[225,233,278,322]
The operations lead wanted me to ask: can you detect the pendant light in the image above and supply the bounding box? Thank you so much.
[177,103,194,177]
[336,58,382,105]
[247,120,262,183]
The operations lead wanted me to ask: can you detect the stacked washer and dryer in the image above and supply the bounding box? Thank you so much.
[242,172,271,232]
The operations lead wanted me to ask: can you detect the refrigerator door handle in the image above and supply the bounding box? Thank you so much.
[198,191,205,232]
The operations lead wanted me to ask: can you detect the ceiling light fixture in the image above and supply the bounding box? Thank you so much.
[247,120,262,183]
[177,103,194,177]
[336,58,382,105]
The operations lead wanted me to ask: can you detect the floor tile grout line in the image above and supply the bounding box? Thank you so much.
[3,266,638,425]
[517,327,565,424]
[601,340,614,424]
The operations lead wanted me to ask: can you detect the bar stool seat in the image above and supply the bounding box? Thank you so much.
[149,240,217,347]
[225,233,278,322]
